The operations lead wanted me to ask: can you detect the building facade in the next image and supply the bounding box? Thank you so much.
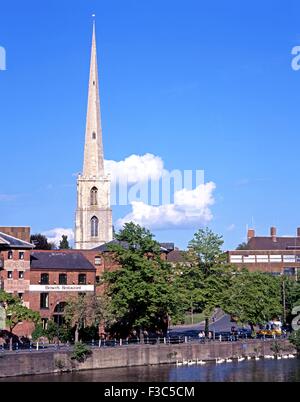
[75,22,113,250]
[228,227,300,279]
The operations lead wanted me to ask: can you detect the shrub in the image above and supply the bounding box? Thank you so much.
[71,342,92,363]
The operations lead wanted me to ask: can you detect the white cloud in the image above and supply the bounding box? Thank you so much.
[227,224,236,232]
[104,153,164,184]
[42,228,74,247]
[117,182,216,230]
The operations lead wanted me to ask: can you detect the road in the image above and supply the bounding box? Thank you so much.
[170,314,247,337]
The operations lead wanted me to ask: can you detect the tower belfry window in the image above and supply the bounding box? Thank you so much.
[91,216,99,237]
[90,187,98,206]
[92,132,96,139]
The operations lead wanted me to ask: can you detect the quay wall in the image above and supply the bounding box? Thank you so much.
[0,339,295,378]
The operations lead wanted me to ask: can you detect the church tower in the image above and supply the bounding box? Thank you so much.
[75,21,113,249]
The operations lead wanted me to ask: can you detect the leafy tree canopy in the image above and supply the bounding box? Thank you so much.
[30,233,55,250]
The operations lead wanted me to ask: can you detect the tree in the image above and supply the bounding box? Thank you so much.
[236,242,248,250]
[281,277,300,325]
[222,269,282,331]
[289,330,300,354]
[59,235,70,250]
[104,223,185,338]
[30,233,55,250]
[0,290,40,349]
[185,228,231,335]
[115,222,161,256]
[64,294,108,342]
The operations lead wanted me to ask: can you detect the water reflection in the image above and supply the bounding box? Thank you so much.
[1,359,300,382]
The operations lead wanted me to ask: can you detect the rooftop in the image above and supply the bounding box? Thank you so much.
[30,251,95,271]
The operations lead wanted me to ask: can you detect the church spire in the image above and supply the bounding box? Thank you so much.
[82,19,104,177]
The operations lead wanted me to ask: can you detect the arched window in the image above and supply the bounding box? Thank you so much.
[92,132,96,139]
[91,216,99,237]
[90,187,98,206]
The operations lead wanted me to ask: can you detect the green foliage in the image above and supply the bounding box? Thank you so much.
[45,320,73,343]
[64,294,109,341]
[59,235,70,250]
[114,222,161,256]
[289,330,300,353]
[222,269,282,329]
[282,278,300,324]
[179,228,232,333]
[31,323,46,341]
[236,242,248,250]
[71,342,92,363]
[0,290,40,332]
[104,223,185,337]
[30,233,55,250]
[188,227,224,272]
[270,340,283,355]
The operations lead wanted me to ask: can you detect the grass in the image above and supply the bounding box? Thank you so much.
[183,312,206,325]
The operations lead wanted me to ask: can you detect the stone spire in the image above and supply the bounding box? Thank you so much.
[75,20,113,250]
[82,20,104,178]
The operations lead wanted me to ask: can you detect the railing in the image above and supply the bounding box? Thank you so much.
[0,333,290,354]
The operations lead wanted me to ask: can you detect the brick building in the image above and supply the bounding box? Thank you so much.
[29,251,96,328]
[227,227,300,279]
[0,228,34,305]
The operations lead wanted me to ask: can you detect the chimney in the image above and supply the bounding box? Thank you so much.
[297,228,300,237]
[247,229,255,241]
[270,227,277,242]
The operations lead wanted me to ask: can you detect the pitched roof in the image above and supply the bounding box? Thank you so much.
[247,236,300,250]
[166,249,187,263]
[30,251,95,271]
[0,231,34,249]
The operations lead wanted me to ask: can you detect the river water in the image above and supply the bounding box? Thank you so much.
[1,359,300,382]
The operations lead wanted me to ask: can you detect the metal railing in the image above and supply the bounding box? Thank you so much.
[0,333,289,354]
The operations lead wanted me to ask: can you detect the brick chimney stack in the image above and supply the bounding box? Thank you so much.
[270,227,277,242]
[247,229,255,241]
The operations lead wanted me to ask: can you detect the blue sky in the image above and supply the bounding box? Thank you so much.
[1,0,300,250]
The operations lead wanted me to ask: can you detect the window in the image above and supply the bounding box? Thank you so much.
[95,256,102,265]
[270,255,282,263]
[243,256,256,263]
[8,250,13,259]
[18,271,24,279]
[18,293,23,300]
[92,132,96,139]
[40,293,49,309]
[7,271,12,279]
[91,216,99,237]
[59,274,67,285]
[19,252,24,260]
[256,255,269,263]
[96,275,101,284]
[90,187,98,206]
[230,255,243,263]
[284,267,296,277]
[40,273,49,285]
[78,274,86,285]
[41,318,48,330]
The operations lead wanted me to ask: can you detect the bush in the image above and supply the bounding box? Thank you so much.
[31,324,46,342]
[71,342,92,363]
[289,330,300,353]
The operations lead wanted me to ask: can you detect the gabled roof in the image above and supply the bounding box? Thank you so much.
[30,251,95,271]
[0,231,34,250]
[247,237,300,250]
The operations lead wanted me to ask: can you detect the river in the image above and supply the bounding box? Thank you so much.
[1,359,300,382]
